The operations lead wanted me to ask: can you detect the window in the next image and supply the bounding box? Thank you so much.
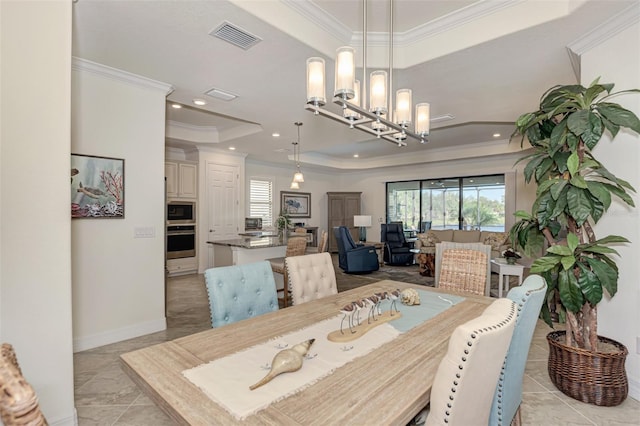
[387,174,506,232]
[249,178,273,226]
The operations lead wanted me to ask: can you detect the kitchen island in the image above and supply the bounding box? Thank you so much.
[208,236,287,268]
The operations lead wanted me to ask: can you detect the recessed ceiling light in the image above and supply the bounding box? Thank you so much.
[493,133,501,137]
[171,104,182,109]
[228,146,236,151]
[272,133,280,137]
[353,154,359,158]
[193,98,207,106]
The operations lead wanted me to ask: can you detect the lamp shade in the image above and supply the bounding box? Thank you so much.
[369,71,388,114]
[415,102,430,135]
[306,57,326,106]
[395,89,412,126]
[334,46,355,99]
[290,180,300,190]
[353,215,372,227]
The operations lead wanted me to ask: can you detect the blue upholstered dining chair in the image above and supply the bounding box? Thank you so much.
[489,274,547,426]
[204,261,279,328]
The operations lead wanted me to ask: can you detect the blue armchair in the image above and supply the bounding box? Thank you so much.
[204,261,279,328]
[333,226,379,274]
[489,274,547,425]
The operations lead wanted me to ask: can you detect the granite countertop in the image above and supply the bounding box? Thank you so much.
[207,236,287,249]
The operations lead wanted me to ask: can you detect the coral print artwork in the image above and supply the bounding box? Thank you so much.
[71,154,124,218]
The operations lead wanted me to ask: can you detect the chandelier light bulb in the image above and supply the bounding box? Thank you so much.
[306,57,326,106]
[369,71,388,114]
[334,46,355,99]
[395,89,412,126]
[415,102,431,136]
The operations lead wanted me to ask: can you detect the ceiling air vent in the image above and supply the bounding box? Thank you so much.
[210,21,262,50]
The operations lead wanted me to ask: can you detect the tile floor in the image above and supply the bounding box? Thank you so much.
[73,257,640,425]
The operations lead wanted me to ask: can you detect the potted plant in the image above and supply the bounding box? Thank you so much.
[501,247,521,265]
[276,210,291,240]
[510,78,640,406]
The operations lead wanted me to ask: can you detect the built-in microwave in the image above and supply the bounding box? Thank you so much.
[167,201,195,224]
[245,217,262,230]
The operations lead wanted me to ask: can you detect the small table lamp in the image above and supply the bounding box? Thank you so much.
[353,215,372,242]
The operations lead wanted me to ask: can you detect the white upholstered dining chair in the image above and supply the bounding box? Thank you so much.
[285,252,337,305]
[413,298,517,426]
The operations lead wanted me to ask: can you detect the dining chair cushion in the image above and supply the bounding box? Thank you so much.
[489,274,547,426]
[285,252,337,305]
[425,298,517,426]
[204,261,279,328]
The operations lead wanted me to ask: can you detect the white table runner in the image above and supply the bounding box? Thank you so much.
[182,290,464,420]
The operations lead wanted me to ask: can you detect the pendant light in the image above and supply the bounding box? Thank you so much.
[290,122,304,189]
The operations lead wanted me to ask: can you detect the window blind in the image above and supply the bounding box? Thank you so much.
[249,178,273,226]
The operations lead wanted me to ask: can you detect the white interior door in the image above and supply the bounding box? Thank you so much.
[207,163,239,242]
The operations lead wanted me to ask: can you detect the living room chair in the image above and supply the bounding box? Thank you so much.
[266,236,307,307]
[0,343,48,425]
[435,242,492,296]
[204,261,279,328]
[380,223,414,266]
[333,226,379,274]
[414,298,517,426]
[436,248,488,296]
[489,275,547,426]
[285,252,338,305]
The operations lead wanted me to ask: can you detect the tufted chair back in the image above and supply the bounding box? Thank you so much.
[285,253,338,305]
[425,298,517,426]
[489,275,547,426]
[204,261,279,328]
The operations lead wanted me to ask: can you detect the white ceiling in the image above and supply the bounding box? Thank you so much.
[71,0,637,170]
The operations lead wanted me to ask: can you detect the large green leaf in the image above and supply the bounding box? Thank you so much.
[535,157,555,182]
[567,152,579,177]
[582,112,604,150]
[591,197,605,223]
[561,255,577,271]
[551,179,568,200]
[616,176,636,193]
[523,155,545,183]
[553,151,571,173]
[570,176,588,189]
[567,109,589,136]
[585,257,618,297]
[591,235,630,245]
[577,262,603,305]
[567,186,593,226]
[536,192,556,227]
[514,210,533,220]
[550,192,568,219]
[601,115,620,138]
[567,232,579,252]
[549,120,568,154]
[558,269,583,312]
[597,103,640,134]
[602,183,635,207]
[586,181,612,210]
[536,178,557,197]
[581,245,619,255]
[566,132,579,150]
[547,245,573,256]
[531,255,562,273]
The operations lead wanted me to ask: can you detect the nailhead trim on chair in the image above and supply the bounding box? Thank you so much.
[440,303,516,425]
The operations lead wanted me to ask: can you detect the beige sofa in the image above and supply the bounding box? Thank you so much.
[415,229,509,276]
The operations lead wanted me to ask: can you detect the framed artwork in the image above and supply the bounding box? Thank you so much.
[280,191,311,218]
[71,154,125,218]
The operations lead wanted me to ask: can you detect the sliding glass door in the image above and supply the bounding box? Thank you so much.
[387,174,505,232]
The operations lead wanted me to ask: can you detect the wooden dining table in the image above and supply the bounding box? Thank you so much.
[120,280,493,425]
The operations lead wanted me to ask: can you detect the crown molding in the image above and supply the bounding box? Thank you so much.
[72,57,174,95]
[281,0,352,44]
[567,2,640,57]
[166,120,218,133]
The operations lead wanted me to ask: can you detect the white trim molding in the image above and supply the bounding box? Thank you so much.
[72,57,174,95]
[73,318,167,352]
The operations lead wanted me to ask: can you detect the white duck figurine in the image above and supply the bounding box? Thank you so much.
[249,339,315,390]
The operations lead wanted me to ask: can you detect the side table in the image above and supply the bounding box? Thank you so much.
[490,258,525,298]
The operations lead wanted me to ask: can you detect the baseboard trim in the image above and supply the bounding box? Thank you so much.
[73,318,167,353]
[49,408,77,426]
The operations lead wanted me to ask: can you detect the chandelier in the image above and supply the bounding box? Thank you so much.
[304,0,430,146]
[290,122,304,189]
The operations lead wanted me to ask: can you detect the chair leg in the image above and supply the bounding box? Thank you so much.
[282,269,289,307]
[510,405,522,426]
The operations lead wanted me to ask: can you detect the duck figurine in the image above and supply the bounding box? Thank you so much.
[249,339,315,390]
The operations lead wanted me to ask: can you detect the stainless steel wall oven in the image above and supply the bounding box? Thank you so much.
[166,225,196,259]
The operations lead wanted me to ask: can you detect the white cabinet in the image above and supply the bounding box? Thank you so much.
[167,256,198,276]
[165,161,197,199]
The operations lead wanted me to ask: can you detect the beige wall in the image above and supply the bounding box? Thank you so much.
[0,1,75,422]
[71,62,170,351]
[581,21,640,400]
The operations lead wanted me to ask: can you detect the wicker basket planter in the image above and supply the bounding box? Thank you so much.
[547,330,628,406]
